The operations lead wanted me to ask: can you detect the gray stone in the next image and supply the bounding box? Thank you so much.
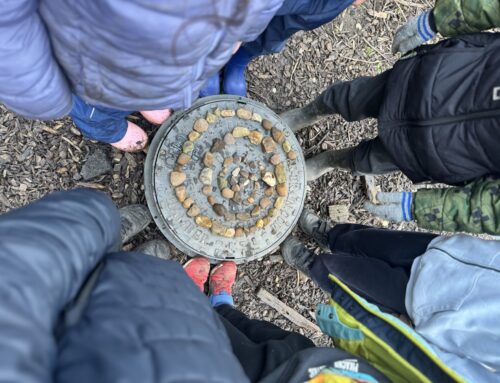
[81,149,112,180]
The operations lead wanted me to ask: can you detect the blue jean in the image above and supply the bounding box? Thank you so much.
[70,95,132,143]
[243,0,353,56]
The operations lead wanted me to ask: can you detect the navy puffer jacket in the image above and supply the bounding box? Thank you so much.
[0,189,248,383]
[0,0,282,120]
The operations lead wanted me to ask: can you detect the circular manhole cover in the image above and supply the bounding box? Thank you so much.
[145,95,306,263]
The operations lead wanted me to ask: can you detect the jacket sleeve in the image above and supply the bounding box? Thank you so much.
[0,189,120,382]
[433,0,500,36]
[412,178,500,234]
[0,0,72,119]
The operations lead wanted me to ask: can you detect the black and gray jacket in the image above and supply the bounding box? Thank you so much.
[379,32,500,184]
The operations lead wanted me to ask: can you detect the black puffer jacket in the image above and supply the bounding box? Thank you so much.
[378,33,500,184]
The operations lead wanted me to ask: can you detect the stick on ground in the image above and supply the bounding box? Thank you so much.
[257,287,321,333]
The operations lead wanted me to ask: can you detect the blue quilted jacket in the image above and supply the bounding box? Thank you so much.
[0,0,282,119]
[0,189,248,383]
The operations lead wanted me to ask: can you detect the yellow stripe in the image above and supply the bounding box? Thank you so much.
[328,274,466,382]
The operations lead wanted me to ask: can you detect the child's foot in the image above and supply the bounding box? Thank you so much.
[111,121,148,152]
[140,108,172,125]
[209,261,237,307]
[299,209,332,251]
[184,257,210,292]
[281,236,314,276]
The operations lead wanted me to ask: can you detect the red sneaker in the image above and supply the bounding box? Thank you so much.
[209,261,237,296]
[183,257,210,292]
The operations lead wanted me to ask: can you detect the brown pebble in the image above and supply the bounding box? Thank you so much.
[202,185,213,196]
[236,108,252,119]
[195,215,212,229]
[224,133,235,145]
[248,130,263,145]
[259,197,272,209]
[271,127,285,143]
[265,186,274,196]
[287,150,297,160]
[223,156,233,167]
[233,155,241,164]
[182,197,194,209]
[268,208,277,217]
[177,153,191,166]
[188,131,201,141]
[170,171,186,187]
[211,221,226,236]
[262,119,273,130]
[222,227,236,238]
[270,154,281,166]
[261,137,276,153]
[221,109,235,117]
[247,197,255,204]
[232,184,241,192]
[251,206,260,217]
[175,186,187,202]
[232,127,249,138]
[240,170,249,178]
[275,197,285,209]
[174,164,184,172]
[276,183,288,196]
[234,227,245,237]
[249,173,259,181]
[206,112,218,124]
[193,118,209,133]
[248,226,258,234]
[208,195,217,205]
[211,138,225,153]
[187,204,200,217]
[222,188,234,199]
[203,151,214,167]
[182,141,194,153]
[213,204,227,216]
[237,212,251,221]
[233,192,242,204]
[224,212,236,221]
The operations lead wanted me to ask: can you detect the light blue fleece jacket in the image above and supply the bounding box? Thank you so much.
[406,235,500,382]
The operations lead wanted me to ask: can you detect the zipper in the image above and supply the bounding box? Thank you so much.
[382,107,500,129]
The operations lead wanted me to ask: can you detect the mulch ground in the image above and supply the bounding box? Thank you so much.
[0,0,432,346]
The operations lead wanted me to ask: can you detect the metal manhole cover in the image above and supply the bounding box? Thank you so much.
[145,95,306,263]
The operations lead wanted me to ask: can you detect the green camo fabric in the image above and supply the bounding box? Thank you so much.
[413,177,500,234]
[433,0,500,36]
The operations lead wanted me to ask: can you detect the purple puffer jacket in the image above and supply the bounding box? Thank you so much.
[0,0,283,120]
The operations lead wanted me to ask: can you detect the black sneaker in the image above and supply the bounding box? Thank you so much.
[135,240,171,260]
[298,209,332,251]
[281,236,314,276]
[120,205,152,244]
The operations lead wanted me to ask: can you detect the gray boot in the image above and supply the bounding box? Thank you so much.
[120,205,152,244]
[135,239,172,260]
[280,101,328,133]
[299,209,332,251]
[281,236,315,276]
[306,147,354,182]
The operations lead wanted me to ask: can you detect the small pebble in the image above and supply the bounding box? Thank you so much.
[237,212,250,221]
[232,127,249,138]
[202,185,212,196]
[262,172,276,187]
[182,141,194,153]
[222,188,234,199]
[175,186,187,202]
[223,156,233,167]
[208,195,217,205]
[275,197,285,209]
[259,197,272,209]
[206,112,218,124]
[177,153,191,166]
[182,197,194,209]
[236,108,252,120]
[187,204,200,217]
[265,187,274,196]
[224,133,235,145]
[195,215,212,229]
[221,109,235,117]
[251,206,260,217]
[276,183,288,196]
[188,131,200,141]
[232,167,240,177]
[203,151,214,167]
[271,127,285,143]
[199,167,213,185]
[261,137,276,153]
[287,150,297,160]
[282,140,292,153]
[213,204,227,216]
[248,130,263,145]
[233,155,241,164]
[211,138,225,153]
[234,227,245,237]
[262,119,273,130]
[270,154,281,165]
[170,171,186,187]
[193,118,209,132]
[252,113,262,122]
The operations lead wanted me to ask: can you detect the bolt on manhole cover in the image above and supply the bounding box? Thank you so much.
[145,95,306,263]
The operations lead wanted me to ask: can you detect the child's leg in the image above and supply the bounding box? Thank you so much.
[305,137,399,181]
[281,71,390,132]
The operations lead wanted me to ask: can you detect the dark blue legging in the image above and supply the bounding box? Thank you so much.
[309,224,437,315]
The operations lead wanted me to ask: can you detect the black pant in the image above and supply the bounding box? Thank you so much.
[309,224,437,315]
[316,71,399,175]
[216,304,314,382]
